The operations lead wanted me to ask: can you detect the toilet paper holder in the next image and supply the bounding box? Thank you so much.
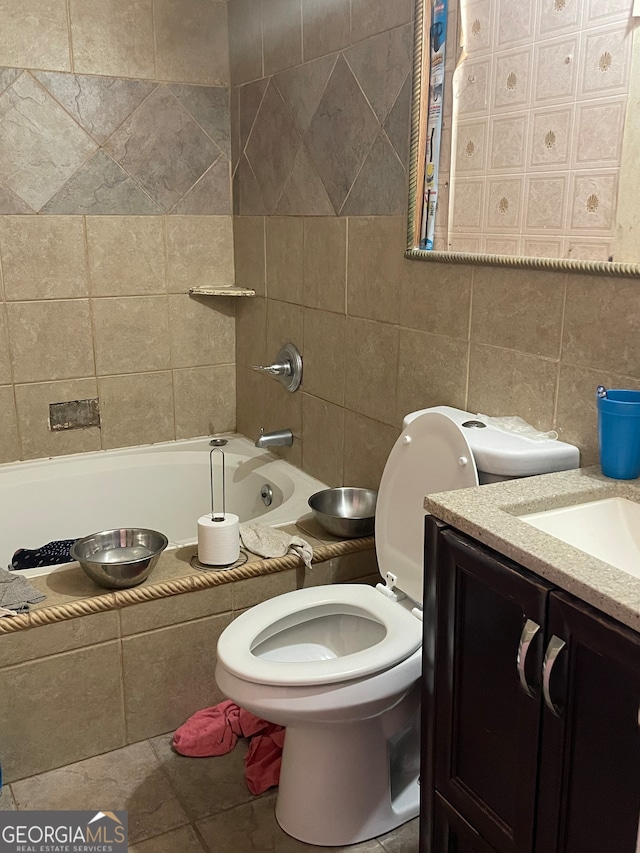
[196,447,241,569]
[209,446,228,521]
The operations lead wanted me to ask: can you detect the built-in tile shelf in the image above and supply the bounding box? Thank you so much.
[189,286,256,297]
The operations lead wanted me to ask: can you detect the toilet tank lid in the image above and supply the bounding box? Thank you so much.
[403,406,580,477]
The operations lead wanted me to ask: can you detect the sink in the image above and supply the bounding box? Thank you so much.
[518,497,640,579]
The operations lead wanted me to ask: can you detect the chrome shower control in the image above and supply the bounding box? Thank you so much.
[251,343,302,392]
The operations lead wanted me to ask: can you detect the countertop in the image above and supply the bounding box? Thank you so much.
[424,466,640,632]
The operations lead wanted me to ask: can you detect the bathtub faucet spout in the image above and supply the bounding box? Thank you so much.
[255,428,293,448]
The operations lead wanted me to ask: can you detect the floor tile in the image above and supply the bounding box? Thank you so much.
[11,742,189,843]
[149,733,256,821]
[129,824,207,853]
[196,792,385,852]
[0,785,16,810]
[378,817,420,852]
[5,739,418,852]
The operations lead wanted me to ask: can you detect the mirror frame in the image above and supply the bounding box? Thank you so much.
[405,0,640,278]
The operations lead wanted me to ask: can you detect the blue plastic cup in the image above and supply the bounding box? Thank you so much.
[597,389,640,479]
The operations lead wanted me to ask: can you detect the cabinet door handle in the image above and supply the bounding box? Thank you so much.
[542,635,567,717]
[517,618,541,698]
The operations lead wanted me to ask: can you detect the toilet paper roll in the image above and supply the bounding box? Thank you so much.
[197,514,240,567]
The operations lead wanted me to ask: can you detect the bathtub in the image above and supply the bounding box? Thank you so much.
[0,435,328,578]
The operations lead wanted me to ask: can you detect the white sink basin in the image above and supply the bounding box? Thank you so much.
[519,497,640,579]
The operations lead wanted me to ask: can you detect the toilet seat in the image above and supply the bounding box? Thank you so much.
[216,584,422,686]
[217,411,479,691]
[375,411,479,604]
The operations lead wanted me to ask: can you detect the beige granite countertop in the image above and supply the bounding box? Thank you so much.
[424,466,640,633]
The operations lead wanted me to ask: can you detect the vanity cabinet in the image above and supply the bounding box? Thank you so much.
[421,518,640,853]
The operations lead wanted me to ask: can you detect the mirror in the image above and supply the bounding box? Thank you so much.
[406,0,640,276]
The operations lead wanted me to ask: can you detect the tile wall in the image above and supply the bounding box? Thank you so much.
[0,550,375,783]
[0,0,236,462]
[230,0,640,484]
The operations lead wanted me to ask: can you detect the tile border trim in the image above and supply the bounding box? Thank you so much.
[0,537,374,636]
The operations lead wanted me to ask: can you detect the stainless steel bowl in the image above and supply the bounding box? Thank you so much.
[71,528,168,589]
[308,487,377,538]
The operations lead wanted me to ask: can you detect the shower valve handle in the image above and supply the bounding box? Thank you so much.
[251,361,292,376]
[250,343,303,393]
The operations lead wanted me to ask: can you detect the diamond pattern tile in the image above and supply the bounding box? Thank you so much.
[171,155,231,214]
[275,143,335,215]
[33,72,157,144]
[104,86,219,212]
[234,154,269,215]
[344,24,413,123]
[341,129,407,215]
[384,74,412,167]
[0,72,97,211]
[245,79,300,213]
[274,53,338,135]
[169,84,231,158]
[41,150,160,214]
[0,183,34,214]
[239,78,268,159]
[305,56,379,213]
[0,67,21,97]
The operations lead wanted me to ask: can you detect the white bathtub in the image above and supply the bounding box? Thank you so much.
[0,435,327,578]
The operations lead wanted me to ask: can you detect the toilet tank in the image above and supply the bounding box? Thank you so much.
[403,406,580,484]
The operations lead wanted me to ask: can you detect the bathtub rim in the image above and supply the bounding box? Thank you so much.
[0,432,329,575]
[0,432,376,636]
[0,535,375,636]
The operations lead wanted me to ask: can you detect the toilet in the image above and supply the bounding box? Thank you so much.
[215,407,579,846]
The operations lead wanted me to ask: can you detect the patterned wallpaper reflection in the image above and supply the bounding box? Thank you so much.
[441,0,632,261]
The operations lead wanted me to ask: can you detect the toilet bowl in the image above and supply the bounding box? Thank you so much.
[215,407,580,846]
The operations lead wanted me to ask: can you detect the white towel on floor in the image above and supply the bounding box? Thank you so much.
[239,523,313,569]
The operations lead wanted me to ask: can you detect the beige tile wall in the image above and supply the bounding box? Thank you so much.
[235,214,640,483]
[0,551,376,783]
[0,3,236,462]
[0,217,236,460]
[230,0,640,482]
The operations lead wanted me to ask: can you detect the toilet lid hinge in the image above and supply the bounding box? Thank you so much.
[375,571,406,602]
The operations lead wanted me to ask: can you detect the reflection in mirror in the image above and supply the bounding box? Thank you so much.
[406,0,640,275]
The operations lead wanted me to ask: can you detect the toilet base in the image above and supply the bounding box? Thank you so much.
[274,684,421,846]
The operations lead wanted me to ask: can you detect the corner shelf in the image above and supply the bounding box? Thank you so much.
[189,285,256,297]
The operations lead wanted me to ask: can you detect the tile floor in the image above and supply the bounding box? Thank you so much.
[0,736,419,852]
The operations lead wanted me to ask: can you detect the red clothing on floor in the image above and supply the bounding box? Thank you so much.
[172,700,285,794]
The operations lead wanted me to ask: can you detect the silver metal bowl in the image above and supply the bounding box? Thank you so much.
[308,487,377,539]
[71,528,168,589]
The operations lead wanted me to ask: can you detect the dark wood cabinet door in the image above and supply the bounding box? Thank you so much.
[435,530,552,853]
[535,592,640,853]
[434,793,500,853]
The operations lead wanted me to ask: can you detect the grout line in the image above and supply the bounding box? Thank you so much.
[344,217,349,316]
[151,0,158,84]
[463,267,475,410]
[161,214,177,441]
[116,610,129,748]
[552,273,570,429]
[0,286,23,462]
[65,0,74,74]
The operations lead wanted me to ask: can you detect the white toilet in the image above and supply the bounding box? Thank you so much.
[215,407,579,846]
